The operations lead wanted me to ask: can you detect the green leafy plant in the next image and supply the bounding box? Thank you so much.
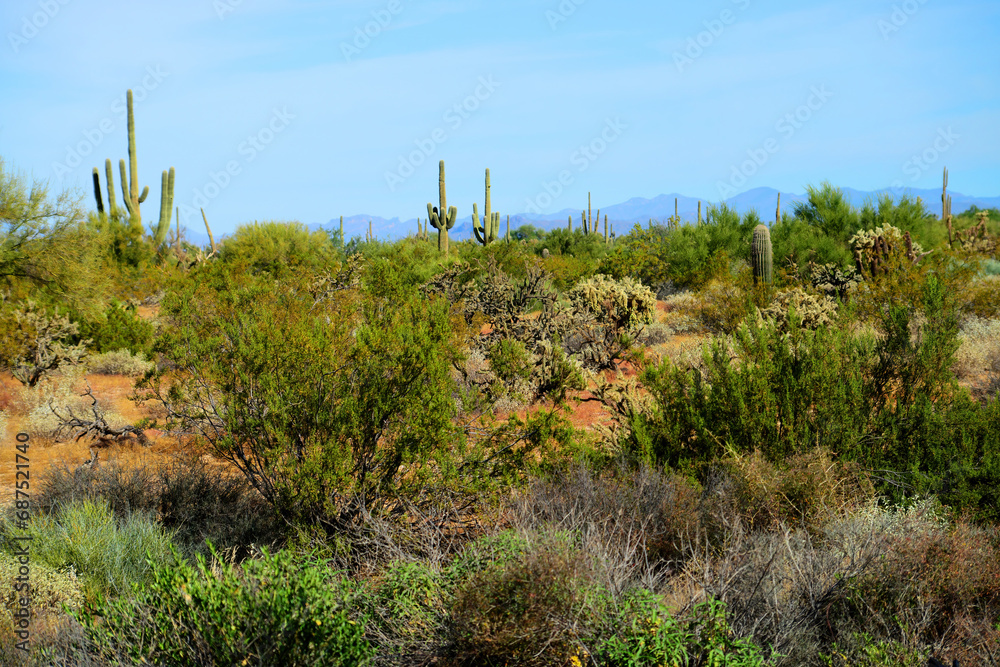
[141,266,461,530]
[599,592,767,667]
[76,544,373,666]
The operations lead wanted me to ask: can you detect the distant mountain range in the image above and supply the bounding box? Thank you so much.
[182,186,1000,246]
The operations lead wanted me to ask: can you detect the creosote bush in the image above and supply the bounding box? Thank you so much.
[141,262,461,531]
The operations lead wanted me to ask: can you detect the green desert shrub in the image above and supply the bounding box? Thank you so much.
[142,266,461,530]
[597,221,673,287]
[78,300,154,356]
[363,560,447,644]
[444,530,532,587]
[630,276,1000,519]
[3,499,175,602]
[76,545,372,667]
[794,182,861,242]
[219,220,336,275]
[770,218,855,279]
[598,592,767,667]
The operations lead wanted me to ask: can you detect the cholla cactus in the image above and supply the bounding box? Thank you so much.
[849,225,928,276]
[568,274,656,330]
[757,287,838,333]
[567,275,656,370]
[809,263,861,300]
[954,211,995,255]
[6,302,89,387]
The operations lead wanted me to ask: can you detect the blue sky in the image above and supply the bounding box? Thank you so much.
[1,0,998,236]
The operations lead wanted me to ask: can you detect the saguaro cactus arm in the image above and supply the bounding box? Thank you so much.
[92,169,104,215]
[104,159,119,216]
[152,167,175,247]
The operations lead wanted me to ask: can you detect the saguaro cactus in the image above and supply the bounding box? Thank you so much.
[118,90,150,224]
[942,167,954,246]
[582,192,600,234]
[941,167,949,220]
[427,160,457,256]
[776,193,781,227]
[152,167,175,248]
[472,168,501,246]
[751,224,773,285]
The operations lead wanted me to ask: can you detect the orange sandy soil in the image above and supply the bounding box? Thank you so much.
[0,371,230,510]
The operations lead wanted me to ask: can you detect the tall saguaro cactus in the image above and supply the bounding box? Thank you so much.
[151,167,175,247]
[751,224,773,285]
[775,193,781,227]
[427,160,457,256]
[118,90,150,224]
[472,168,501,245]
[581,192,600,235]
